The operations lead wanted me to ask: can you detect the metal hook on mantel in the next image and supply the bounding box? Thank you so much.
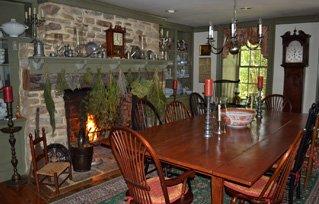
[75,60,87,70]
[29,58,45,70]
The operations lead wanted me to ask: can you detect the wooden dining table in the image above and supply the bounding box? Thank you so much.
[139,111,307,204]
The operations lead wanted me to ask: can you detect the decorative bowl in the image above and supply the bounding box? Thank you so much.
[1,19,28,37]
[221,108,256,128]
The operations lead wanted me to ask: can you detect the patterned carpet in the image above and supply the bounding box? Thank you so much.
[51,168,319,204]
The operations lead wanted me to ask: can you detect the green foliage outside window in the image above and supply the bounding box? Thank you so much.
[238,43,268,98]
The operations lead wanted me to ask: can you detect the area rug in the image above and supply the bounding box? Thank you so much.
[52,169,319,204]
[43,146,120,201]
[51,176,127,204]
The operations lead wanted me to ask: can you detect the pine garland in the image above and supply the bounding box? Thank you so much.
[148,71,166,115]
[43,76,56,136]
[86,70,120,130]
[56,69,69,96]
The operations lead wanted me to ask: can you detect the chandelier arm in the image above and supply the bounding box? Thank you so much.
[245,37,263,50]
[207,36,228,54]
[210,47,224,55]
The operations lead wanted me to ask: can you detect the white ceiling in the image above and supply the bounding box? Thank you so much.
[97,0,319,27]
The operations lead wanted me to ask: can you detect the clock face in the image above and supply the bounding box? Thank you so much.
[113,32,123,46]
[285,40,303,63]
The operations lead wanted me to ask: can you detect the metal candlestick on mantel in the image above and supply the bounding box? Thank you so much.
[0,102,27,186]
[256,88,263,119]
[204,96,213,138]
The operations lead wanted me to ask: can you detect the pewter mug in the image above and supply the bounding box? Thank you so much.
[33,39,45,57]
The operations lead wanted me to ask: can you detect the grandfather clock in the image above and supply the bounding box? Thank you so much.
[281,29,310,113]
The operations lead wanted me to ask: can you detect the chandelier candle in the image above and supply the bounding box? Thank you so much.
[204,79,213,138]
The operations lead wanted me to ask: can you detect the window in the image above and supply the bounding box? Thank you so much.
[238,42,268,98]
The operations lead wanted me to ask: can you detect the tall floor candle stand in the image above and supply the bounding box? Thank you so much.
[204,96,212,138]
[256,88,263,119]
[0,102,27,186]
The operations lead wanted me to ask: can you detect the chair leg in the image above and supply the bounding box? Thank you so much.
[304,159,314,188]
[288,175,295,204]
[69,164,73,180]
[54,173,59,195]
[296,178,301,199]
[35,173,40,193]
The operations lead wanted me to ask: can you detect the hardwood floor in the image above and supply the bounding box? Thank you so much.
[0,181,46,204]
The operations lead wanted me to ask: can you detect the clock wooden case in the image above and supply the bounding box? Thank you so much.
[281,29,310,113]
[105,25,126,58]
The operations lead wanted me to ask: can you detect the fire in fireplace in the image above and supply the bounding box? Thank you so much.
[86,114,100,143]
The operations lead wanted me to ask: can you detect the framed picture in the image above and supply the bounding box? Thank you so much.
[199,58,211,83]
[200,44,211,56]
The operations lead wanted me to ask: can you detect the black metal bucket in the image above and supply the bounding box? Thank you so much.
[70,145,93,172]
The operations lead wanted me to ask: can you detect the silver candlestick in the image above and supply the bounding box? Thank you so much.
[159,33,169,60]
[214,104,223,135]
[256,88,263,119]
[204,96,212,138]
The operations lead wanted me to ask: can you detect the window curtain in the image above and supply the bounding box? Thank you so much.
[222,26,269,59]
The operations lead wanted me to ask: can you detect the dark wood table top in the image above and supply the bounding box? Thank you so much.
[140,111,307,186]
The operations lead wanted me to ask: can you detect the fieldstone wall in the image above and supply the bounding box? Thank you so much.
[37,2,160,56]
[19,42,68,171]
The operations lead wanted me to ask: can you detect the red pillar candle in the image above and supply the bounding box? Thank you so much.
[3,86,13,103]
[204,79,213,96]
[172,80,178,90]
[257,76,263,89]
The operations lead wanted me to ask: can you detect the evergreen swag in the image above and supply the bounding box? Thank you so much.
[43,76,56,136]
[86,69,120,130]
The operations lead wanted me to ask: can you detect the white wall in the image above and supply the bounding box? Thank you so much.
[273,23,319,113]
[193,31,218,95]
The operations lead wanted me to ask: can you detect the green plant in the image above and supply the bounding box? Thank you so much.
[131,79,152,99]
[86,70,120,130]
[56,69,69,96]
[130,70,166,116]
[81,67,94,87]
[148,71,166,115]
[43,76,56,136]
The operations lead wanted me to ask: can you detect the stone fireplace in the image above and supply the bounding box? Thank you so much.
[17,1,161,172]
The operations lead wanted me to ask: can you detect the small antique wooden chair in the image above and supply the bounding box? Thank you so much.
[261,94,292,112]
[132,97,163,131]
[165,100,191,123]
[110,127,195,204]
[29,128,72,195]
[189,92,206,116]
[224,130,302,204]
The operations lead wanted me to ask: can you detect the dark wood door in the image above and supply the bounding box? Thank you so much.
[283,65,305,113]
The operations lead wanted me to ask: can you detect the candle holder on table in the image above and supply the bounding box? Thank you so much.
[256,88,263,119]
[0,87,27,187]
[204,96,213,138]
[214,103,223,135]
[256,76,264,120]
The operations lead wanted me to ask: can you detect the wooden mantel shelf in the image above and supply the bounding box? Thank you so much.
[28,57,173,74]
